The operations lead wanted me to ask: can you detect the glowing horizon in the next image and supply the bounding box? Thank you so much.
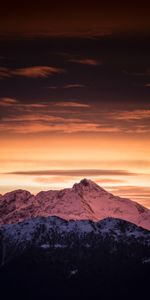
[0,129,150,208]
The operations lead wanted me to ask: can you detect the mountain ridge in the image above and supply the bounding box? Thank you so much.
[0,215,150,300]
[0,216,150,267]
[0,178,150,230]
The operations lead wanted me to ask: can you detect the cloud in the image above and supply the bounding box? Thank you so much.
[0,121,121,134]
[11,66,64,78]
[53,101,90,108]
[92,178,126,184]
[35,176,126,185]
[48,84,86,89]
[111,109,150,120]
[0,67,11,78]
[109,185,150,198]
[1,99,149,135]
[0,97,18,106]
[2,114,82,123]
[0,99,122,134]
[0,66,64,78]
[125,125,150,133]
[63,84,85,89]
[115,186,150,194]
[24,103,48,109]
[105,185,150,208]
[35,176,74,184]
[6,169,136,176]
[68,58,101,66]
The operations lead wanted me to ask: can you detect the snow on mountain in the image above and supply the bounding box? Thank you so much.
[1,216,150,266]
[0,179,150,230]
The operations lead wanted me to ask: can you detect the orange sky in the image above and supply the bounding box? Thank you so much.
[0,1,150,208]
[0,132,150,208]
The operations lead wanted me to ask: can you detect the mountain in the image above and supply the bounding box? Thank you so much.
[0,216,150,265]
[0,216,150,300]
[0,179,150,230]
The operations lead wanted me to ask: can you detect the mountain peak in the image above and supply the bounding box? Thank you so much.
[73,178,104,191]
[0,178,150,230]
[80,178,96,186]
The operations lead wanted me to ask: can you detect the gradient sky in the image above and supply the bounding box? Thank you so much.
[0,1,150,208]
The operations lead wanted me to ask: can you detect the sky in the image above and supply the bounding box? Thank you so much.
[0,1,150,208]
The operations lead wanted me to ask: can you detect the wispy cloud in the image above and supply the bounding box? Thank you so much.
[111,109,150,120]
[12,66,64,78]
[35,177,125,185]
[92,178,126,184]
[125,125,150,133]
[0,67,11,78]
[63,84,85,89]
[48,83,86,89]
[110,185,150,195]
[5,169,136,176]
[68,58,101,66]
[53,101,90,108]
[0,97,18,106]
[0,66,64,78]
[2,114,82,123]
[35,176,74,184]
[0,122,121,134]
[109,185,150,201]
[105,185,150,208]
[0,99,150,134]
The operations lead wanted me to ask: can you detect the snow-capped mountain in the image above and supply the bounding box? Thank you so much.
[0,216,150,267]
[0,216,150,300]
[0,179,150,230]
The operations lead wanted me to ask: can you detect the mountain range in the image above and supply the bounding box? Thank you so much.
[0,178,150,230]
[0,179,150,300]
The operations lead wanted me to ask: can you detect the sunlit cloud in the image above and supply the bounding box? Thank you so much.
[1,99,150,134]
[35,176,126,185]
[48,84,86,89]
[53,101,90,108]
[126,125,150,133]
[0,97,18,106]
[12,66,64,78]
[104,185,150,208]
[92,178,126,184]
[68,58,101,66]
[2,114,82,123]
[35,176,74,184]
[0,121,121,134]
[0,66,64,78]
[110,185,150,195]
[108,185,150,201]
[111,109,150,120]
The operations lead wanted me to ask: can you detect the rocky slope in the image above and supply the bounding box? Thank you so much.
[0,179,150,230]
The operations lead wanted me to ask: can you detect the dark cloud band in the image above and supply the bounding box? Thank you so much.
[6,169,137,176]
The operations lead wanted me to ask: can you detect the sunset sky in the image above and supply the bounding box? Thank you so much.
[0,1,150,208]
